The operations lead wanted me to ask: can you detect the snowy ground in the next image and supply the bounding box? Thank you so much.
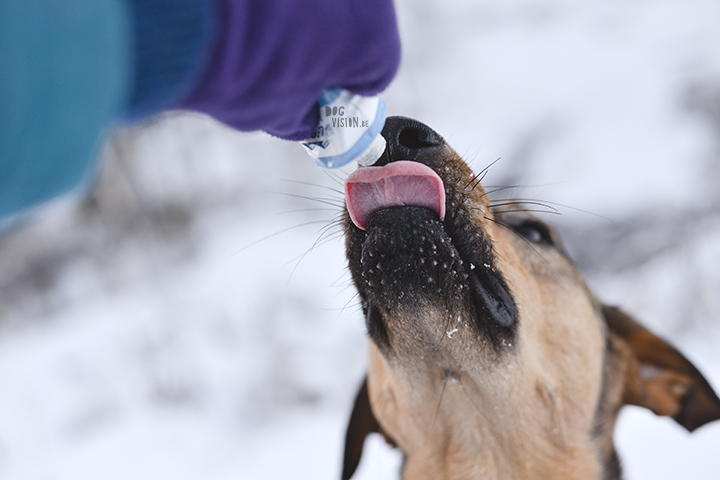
[2,0,720,479]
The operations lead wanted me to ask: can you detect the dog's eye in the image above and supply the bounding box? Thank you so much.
[514,220,554,246]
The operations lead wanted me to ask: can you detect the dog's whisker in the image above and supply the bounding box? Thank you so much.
[456,377,487,421]
[489,208,562,217]
[231,220,334,256]
[432,376,449,432]
[286,228,343,268]
[472,169,490,192]
[281,178,344,196]
[483,215,547,261]
[489,200,560,214]
[332,273,357,290]
[276,207,339,215]
[331,270,351,288]
[271,191,345,208]
[483,181,568,190]
[463,150,481,170]
[284,220,344,283]
[321,169,347,187]
[338,292,362,316]
[430,316,451,351]
[493,198,614,223]
[314,229,345,248]
[316,215,344,237]
[464,159,490,190]
[478,184,534,200]
[465,157,501,191]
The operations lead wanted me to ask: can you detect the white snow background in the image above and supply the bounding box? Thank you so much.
[2,0,720,478]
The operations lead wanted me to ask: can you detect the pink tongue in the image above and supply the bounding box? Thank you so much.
[345,160,446,230]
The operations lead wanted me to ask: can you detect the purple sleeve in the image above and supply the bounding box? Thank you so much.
[179,0,401,141]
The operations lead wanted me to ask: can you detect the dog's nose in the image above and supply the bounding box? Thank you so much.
[373,116,445,166]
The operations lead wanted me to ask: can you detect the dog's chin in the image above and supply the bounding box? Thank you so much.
[360,207,465,309]
[350,204,517,356]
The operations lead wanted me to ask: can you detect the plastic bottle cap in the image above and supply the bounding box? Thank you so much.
[355,134,386,167]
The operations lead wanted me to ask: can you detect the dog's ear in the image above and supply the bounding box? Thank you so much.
[342,376,381,480]
[603,305,720,432]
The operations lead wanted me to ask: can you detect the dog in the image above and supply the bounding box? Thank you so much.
[340,116,720,480]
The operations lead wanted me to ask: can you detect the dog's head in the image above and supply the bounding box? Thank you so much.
[341,117,720,480]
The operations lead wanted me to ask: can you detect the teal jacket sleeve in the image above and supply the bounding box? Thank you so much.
[0,0,132,226]
[0,0,216,227]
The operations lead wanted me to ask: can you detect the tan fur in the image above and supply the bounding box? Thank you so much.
[363,189,607,480]
[342,117,720,480]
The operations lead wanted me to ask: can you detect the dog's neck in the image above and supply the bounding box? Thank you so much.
[367,343,605,480]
